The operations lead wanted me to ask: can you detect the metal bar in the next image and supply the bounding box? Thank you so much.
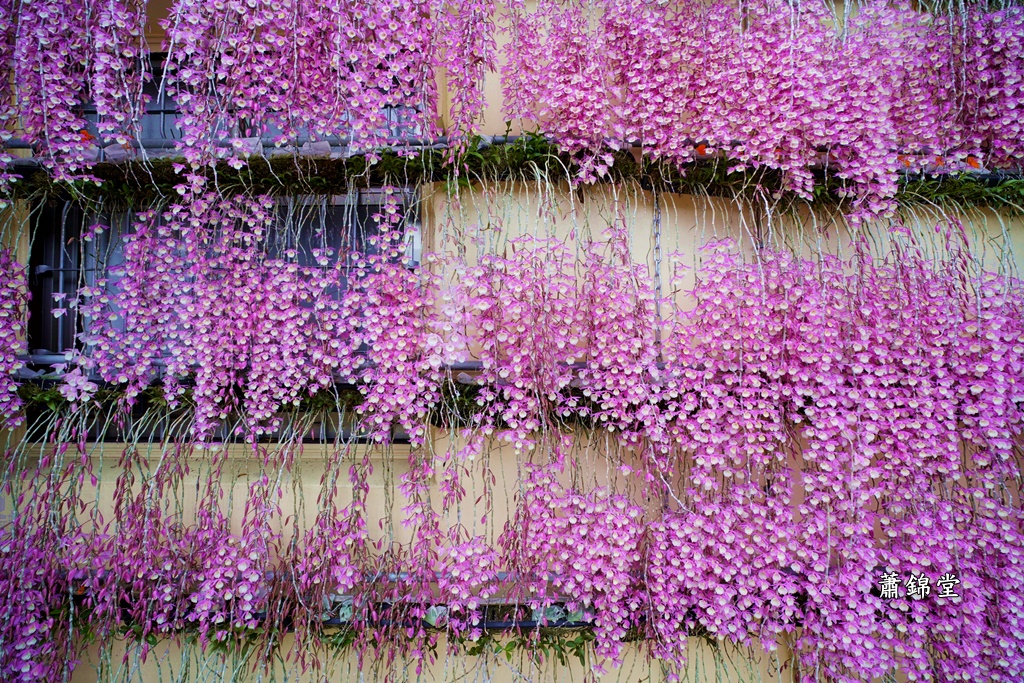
[315,617,592,631]
[16,357,675,374]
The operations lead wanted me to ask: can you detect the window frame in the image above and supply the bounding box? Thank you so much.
[23,188,422,368]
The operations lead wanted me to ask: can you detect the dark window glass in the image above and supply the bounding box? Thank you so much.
[26,190,419,363]
[27,202,125,357]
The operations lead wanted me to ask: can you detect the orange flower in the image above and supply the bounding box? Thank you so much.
[967,156,981,169]
[80,129,95,142]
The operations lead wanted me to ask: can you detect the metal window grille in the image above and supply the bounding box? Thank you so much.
[72,53,426,159]
[25,189,421,365]
[27,202,126,358]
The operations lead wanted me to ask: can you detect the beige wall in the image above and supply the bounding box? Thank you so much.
[69,634,790,683]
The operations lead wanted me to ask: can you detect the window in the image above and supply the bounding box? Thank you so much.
[76,53,426,160]
[78,53,182,161]
[24,189,421,366]
[27,202,126,361]
[272,189,420,269]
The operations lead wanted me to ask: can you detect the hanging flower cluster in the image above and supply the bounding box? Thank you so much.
[90,0,149,146]
[2,209,1024,681]
[504,0,616,180]
[80,192,368,438]
[0,249,28,427]
[184,514,271,644]
[4,0,149,180]
[963,7,1024,170]
[645,239,1024,681]
[79,208,186,403]
[434,0,496,148]
[176,193,346,438]
[509,464,645,667]
[107,478,196,638]
[436,534,500,633]
[160,0,494,169]
[163,0,400,166]
[0,0,18,204]
[0,0,494,185]
[505,0,1024,216]
[2,0,1021,215]
[461,235,585,451]
[578,225,659,440]
[0,0,1023,680]
[354,188,468,445]
[0,521,66,681]
[11,0,95,180]
[294,500,365,615]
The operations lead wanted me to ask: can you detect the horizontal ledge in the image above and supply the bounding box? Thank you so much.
[316,617,594,631]
[17,355,487,370]
[15,357,599,374]
[7,137,1021,180]
[5,135,453,156]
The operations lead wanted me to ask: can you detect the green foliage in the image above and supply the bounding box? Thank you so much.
[297,387,364,413]
[460,628,596,667]
[18,382,69,413]
[322,625,358,651]
[13,137,1019,213]
[429,380,484,429]
[899,173,1024,214]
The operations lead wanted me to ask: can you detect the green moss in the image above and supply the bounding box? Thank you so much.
[898,174,1024,213]
[10,136,1018,214]
[17,382,69,413]
[297,386,364,413]
[12,373,625,435]
[430,380,485,429]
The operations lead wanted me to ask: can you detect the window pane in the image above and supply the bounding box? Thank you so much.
[26,191,416,362]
